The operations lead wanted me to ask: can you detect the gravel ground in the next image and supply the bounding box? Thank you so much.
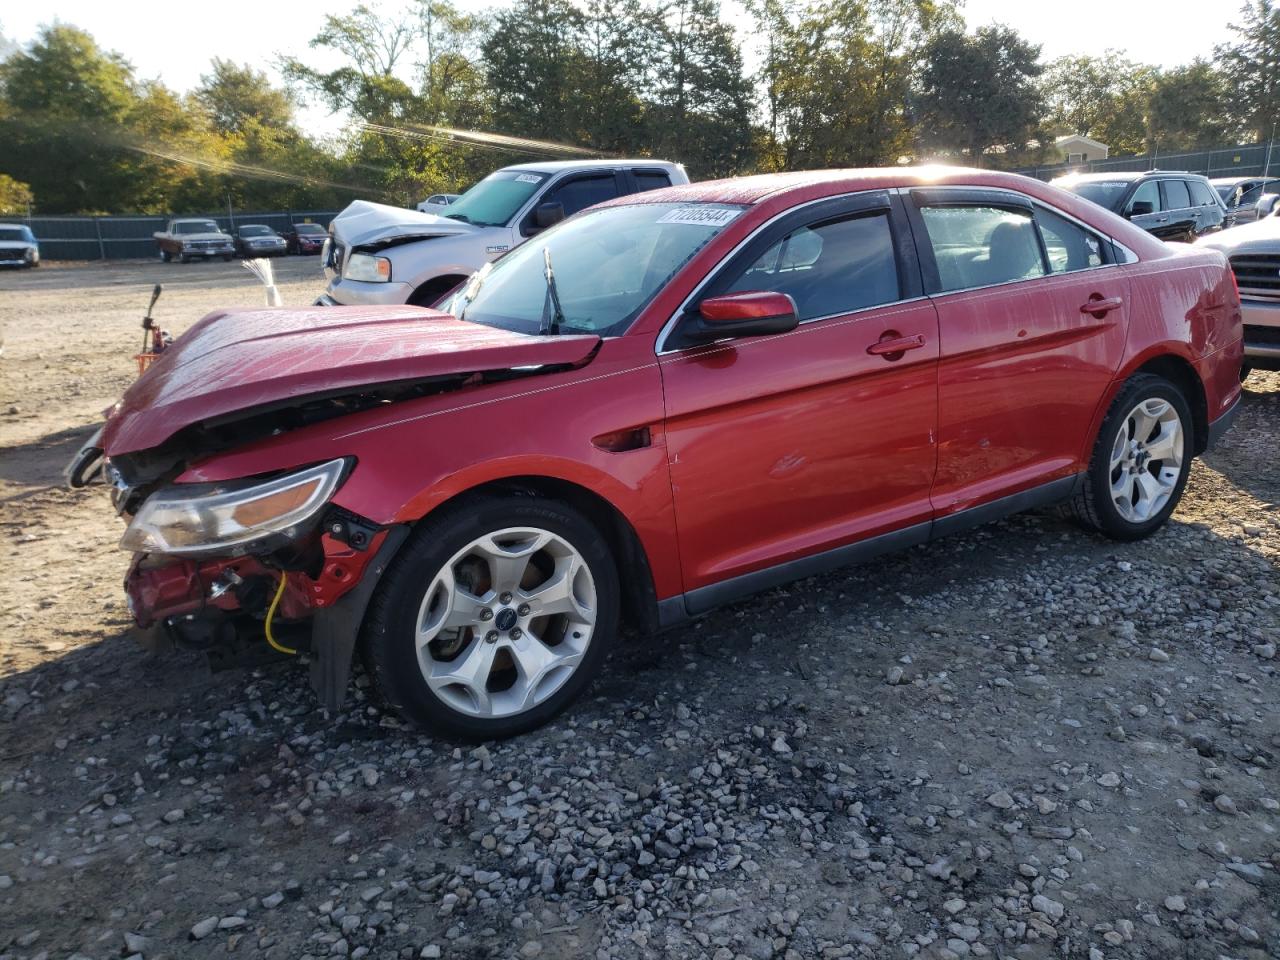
[1,260,1278,960]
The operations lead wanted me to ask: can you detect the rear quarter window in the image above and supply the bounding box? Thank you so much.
[634,171,673,192]
[918,206,1047,292]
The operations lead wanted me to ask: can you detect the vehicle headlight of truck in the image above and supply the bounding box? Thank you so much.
[344,252,392,282]
[119,459,348,557]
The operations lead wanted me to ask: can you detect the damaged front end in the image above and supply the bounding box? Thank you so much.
[83,303,602,713]
[112,454,407,710]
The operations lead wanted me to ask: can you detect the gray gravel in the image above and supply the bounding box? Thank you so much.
[1,263,1278,959]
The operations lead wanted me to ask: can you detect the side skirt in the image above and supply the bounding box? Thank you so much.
[659,472,1084,627]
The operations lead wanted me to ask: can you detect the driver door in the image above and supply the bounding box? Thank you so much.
[658,192,940,609]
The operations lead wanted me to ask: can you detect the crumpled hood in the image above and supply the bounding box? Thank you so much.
[332,200,478,249]
[1196,217,1280,255]
[101,306,600,456]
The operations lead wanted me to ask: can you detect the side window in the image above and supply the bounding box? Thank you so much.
[633,171,672,192]
[1187,180,1216,206]
[1036,208,1106,274]
[1241,182,1265,205]
[1162,179,1191,210]
[724,213,900,321]
[1127,180,1161,214]
[918,205,1046,292]
[541,174,620,219]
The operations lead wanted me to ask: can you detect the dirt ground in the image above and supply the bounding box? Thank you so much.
[0,259,1277,960]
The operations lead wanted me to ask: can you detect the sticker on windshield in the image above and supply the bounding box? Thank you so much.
[656,206,741,227]
[514,174,543,184]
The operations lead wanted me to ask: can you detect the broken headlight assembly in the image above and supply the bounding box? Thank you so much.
[119,459,349,557]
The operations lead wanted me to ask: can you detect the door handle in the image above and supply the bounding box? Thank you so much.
[867,333,926,358]
[1080,295,1124,318]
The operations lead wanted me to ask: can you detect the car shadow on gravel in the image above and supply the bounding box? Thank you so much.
[0,422,100,489]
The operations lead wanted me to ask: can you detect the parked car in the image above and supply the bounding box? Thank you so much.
[1051,170,1227,242]
[233,224,288,258]
[1196,214,1280,379]
[317,159,689,307]
[86,167,1242,739]
[154,219,235,263]
[282,222,328,255]
[1211,176,1280,225]
[0,223,39,268]
[416,193,460,212]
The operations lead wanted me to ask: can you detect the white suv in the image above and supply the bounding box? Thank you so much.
[318,159,688,307]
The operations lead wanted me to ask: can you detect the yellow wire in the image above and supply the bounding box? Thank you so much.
[264,574,296,655]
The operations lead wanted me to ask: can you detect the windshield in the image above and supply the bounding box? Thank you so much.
[294,223,325,235]
[0,226,31,242]
[176,220,220,234]
[443,170,548,227]
[1057,180,1130,210]
[441,201,745,337]
[239,225,272,237]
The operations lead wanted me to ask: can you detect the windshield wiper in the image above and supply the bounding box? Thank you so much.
[538,247,565,336]
[444,212,471,223]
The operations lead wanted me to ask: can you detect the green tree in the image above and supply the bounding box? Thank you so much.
[915,25,1045,165]
[0,173,33,214]
[649,0,756,176]
[483,0,586,142]
[753,0,953,170]
[195,59,296,136]
[1146,61,1233,151]
[1216,0,1280,142]
[1039,52,1153,155]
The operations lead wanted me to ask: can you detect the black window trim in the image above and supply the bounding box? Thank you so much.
[656,189,924,355]
[519,169,627,237]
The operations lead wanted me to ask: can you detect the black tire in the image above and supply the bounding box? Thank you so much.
[362,494,620,740]
[222,255,233,262]
[178,254,189,264]
[159,249,171,263]
[1068,373,1193,541]
[1240,364,1252,383]
[408,275,468,308]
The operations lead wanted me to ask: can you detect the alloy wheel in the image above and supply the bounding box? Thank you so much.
[1109,398,1184,523]
[414,527,597,719]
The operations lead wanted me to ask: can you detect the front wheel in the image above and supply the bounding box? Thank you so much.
[1241,364,1252,383]
[1068,373,1193,541]
[159,249,171,263]
[362,494,619,740]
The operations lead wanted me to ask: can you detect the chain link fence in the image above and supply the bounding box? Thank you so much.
[0,210,339,261]
[1016,141,1278,182]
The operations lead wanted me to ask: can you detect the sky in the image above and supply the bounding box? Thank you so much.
[0,0,1239,137]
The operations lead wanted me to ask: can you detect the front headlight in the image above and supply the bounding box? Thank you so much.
[119,459,347,557]
[344,252,392,282]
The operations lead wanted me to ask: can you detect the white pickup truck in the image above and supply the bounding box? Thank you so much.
[317,159,688,307]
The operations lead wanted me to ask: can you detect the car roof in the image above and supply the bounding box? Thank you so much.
[501,158,682,175]
[1210,176,1278,185]
[1052,170,1206,185]
[599,166,1085,206]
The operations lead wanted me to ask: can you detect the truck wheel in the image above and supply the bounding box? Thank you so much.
[1067,373,1193,542]
[362,494,619,740]
[408,275,468,308]
[159,249,171,263]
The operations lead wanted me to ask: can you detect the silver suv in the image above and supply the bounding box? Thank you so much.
[318,159,688,307]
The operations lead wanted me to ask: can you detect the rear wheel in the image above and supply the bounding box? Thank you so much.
[363,494,619,740]
[1241,364,1252,383]
[1068,374,1193,541]
[159,249,171,263]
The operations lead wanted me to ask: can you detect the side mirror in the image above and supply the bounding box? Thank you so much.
[534,202,565,229]
[148,283,162,312]
[1127,200,1155,218]
[685,291,799,343]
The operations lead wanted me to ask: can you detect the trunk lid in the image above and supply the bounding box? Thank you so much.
[101,306,600,456]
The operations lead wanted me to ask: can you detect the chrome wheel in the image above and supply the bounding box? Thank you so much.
[414,527,597,719]
[1109,397,1184,523]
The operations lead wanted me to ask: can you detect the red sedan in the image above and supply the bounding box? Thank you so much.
[93,168,1243,739]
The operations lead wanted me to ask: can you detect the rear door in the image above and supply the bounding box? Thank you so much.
[521,171,625,238]
[1159,179,1198,240]
[906,188,1130,520]
[659,192,939,601]
[1123,180,1175,239]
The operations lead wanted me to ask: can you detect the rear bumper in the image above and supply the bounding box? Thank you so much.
[1242,300,1280,368]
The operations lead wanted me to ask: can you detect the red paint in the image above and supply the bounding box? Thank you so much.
[107,167,1242,633]
[699,291,797,322]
